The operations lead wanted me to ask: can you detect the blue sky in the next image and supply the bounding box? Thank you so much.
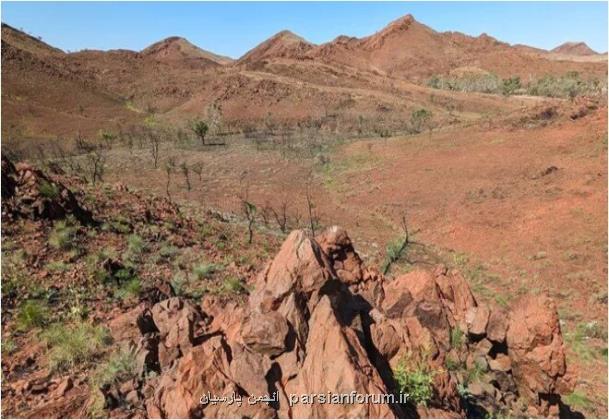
[2,2,607,58]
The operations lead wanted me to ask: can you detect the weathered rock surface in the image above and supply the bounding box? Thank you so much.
[101,226,575,418]
[1,155,93,223]
[506,295,575,411]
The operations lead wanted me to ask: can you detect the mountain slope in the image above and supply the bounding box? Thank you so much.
[1,15,607,140]
[1,23,63,56]
[238,30,314,65]
[141,36,233,65]
[552,41,599,56]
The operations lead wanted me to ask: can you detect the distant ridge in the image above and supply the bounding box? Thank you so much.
[238,30,314,64]
[141,36,233,65]
[551,41,598,56]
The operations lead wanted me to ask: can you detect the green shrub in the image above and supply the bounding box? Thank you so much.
[170,273,187,296]
[89,348,138,416]
[221,276,246,294]
[428,71,606,99]
[563,390,592,411]
[381,236,408,274]
[410,108,433,134]
[91,347,137,389]
[192,262,222,280]
[159,244,179,260]
[105,216,131,234]
[450,326,465,349]
[427,73,500,94]
[39,180,60,199]
[2,338,17,355]
[501,76,521,96]
[126,234,146,256]
[16,300,49,331]
[526,73,606,99]
[114,277,141,301]
[444,356,461,372]
[46,260,70,273]
[465,360,487,384]
[49,219,78,251]
[393,352,435,406]
[42,321,110,371]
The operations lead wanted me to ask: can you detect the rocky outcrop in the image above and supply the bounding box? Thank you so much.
[103,226,574,418]
[1,155,93,224]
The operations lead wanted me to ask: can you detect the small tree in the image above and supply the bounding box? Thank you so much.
[243,201,257,245]
[191,162,203,182]
[270,201,290,233]
[410,108,433,134]
[180,162,191,191]
[75,134,107,185]
[99,130,116,148]
[190,120,208,145]
[144,128,161,169]
[501,76,521,96]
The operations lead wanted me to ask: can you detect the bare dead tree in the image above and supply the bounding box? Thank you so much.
[165,157,176,199]
[191,162,203,183]
[304,174,319,236]
[270,200,290,233]
[260,204,272,228]
[239,172,257,245]
[85,143,107,185]
[74,134,108,185]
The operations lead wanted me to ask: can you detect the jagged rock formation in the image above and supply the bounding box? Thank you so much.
[107,226,574,418]
[1,155,93,224]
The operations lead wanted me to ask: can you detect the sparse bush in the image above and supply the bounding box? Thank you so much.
[159,244,179,260]
[465,359,487,384]
[444,356,462,372]
[91,347,137,389]
[16,300,49,331]
[501,76,521,96]
[49,219,78,251]
[563,390,592,411]
[114,277,141,301]
[89,347,138,416]
[221,276,246,294]
[450,326,465,349]
[382,237,408,274]
[2,338,17,355]
[106,216,131,234]
[75,135,108,185]
[123,234,146,263]
[427,73,501,94]
[526,73,605,99]
[410,108,433,134]
[42,320,110,371]
[381,216,411,275]
[393,351,435,406]
[171,273,187,296]
[192,263,222,280]
[46,260,70,272]
[39,180,60,199]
